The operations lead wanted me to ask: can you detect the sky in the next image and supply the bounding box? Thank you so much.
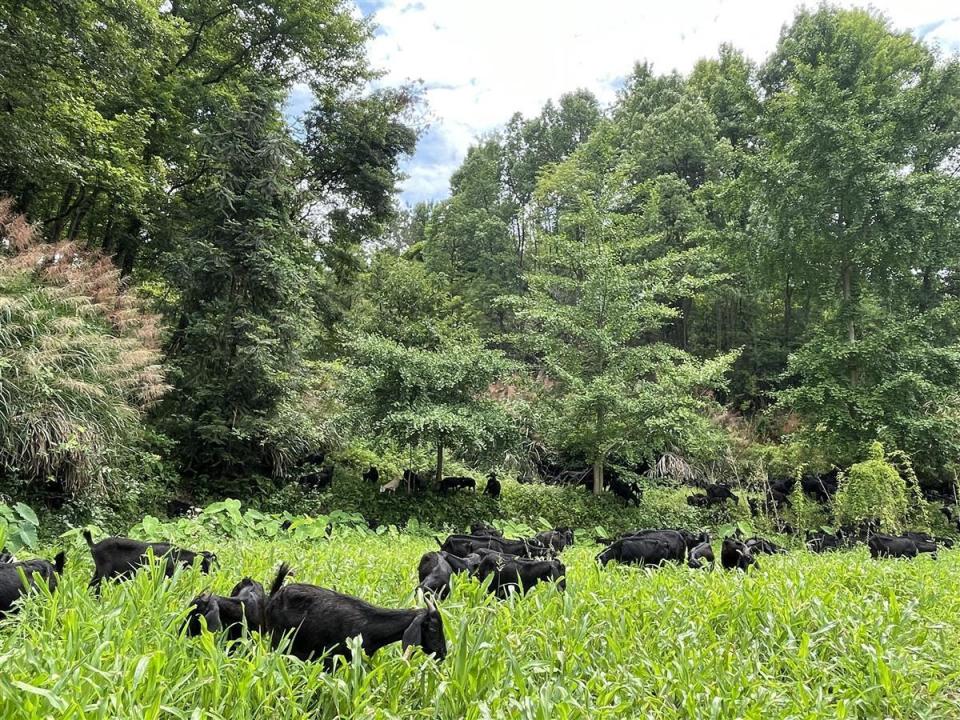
[286,1,960,206]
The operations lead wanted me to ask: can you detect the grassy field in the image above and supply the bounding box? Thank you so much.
[2,527,960,719]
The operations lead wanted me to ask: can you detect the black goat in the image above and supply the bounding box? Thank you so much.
[745,536,786,555]
[903,531,951,549]
[705,483,739,504]
[0,551,65,616]
[417,551,481,599]
[534,528,574,552]
[469,523,503,538]
[687,542,714,569]
[484,473,502,499]
[475,554,566,599]
[439,534,549,559]
[440,476,476,492]
[868,534,919,559]
[301,464,334,490]
[596,536,677,566]
[721,537,756,571]
[184,576,275,641]
[84,530,216,592]
[265,566,446,664]
[805,530,844,553]
[606,473,642,505]
[687,494,715,508]
[362,466,380,484]
[800,469,839,503]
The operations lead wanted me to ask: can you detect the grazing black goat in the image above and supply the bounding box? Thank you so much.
[687,542,714,569]
[721,537,756,571]
[534,528,574,552]
[903,531,951,549]
[484,473,501,499]
[745,536,786,555]
[265,565,446,664]
[469,523,503,538]
[868,534,920,559]
[596,536,679,566]
[362,466,380,484]
[184,576,274,641]
[417,551,481,599]
[705,483,739,504]
[687,494,714,508]
[440,476,476,492]
[475,553,566,599]
[0,551,65,616]
[805,530,844,553]
[300,463,334,490]
[439,534,549,559]
[84,530,216,592]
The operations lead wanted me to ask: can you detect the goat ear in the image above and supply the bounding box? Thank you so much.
[401,612,426,651]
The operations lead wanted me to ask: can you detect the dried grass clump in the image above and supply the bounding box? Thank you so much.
[0,198,169,496]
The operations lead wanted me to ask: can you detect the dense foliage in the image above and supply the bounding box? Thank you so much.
[1,4,959,523]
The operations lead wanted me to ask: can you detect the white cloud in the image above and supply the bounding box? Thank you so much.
[361,0,960,204]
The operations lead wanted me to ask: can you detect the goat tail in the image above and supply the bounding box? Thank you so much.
[269,562,293,596]
[82,529,95,547]
[53,551,66,574]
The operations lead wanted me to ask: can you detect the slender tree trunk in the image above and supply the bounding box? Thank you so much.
[842,261,859,384]
[784,274,793,350]
[593,458,604,496]
[842,263,855,343]
[48,183,77,240]
[435,440,444,487]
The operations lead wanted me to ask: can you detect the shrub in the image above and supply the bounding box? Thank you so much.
[0,199,168,502]
[833,442,908,531]
[260,469,715,536]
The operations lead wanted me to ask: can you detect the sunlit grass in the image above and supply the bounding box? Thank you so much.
[2,530,959,719]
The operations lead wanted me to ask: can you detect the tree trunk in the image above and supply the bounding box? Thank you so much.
[842,263,855,343]
[593,458,604,496]
[48,183,77,241]
[435,440,444,487]
[784,274,793,350]
[842,261,859,384]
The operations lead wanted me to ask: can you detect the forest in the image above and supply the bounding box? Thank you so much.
[4,3,960,718]
[1,1,959,536]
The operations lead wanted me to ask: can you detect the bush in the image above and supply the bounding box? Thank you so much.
[0,199,169,503]
[833,442,908,531]
[259,468,720,536]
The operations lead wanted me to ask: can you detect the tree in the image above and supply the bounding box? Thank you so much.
[347,255,515,484]
[162,89,322,478]
[510,190,735,494]
[750,8,960,471]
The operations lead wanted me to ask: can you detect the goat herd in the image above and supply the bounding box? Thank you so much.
[0,520,953,667]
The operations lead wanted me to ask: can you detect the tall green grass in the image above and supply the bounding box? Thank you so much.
[2,530,959,719]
